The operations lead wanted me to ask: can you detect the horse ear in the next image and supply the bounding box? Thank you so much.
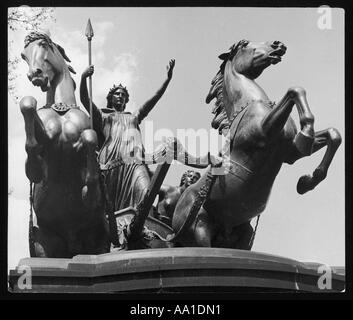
[218,42,239,61]
[218,51,230,61]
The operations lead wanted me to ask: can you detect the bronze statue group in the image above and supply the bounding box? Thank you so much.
[19,31,341,258]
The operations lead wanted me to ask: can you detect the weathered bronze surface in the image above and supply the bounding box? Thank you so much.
[79,60,175,213]
[19,31,110,258]
[19,33,342,257]
[155,170,201,226]
[171,40,342,249]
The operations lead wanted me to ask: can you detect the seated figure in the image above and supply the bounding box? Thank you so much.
[154,170,201,226]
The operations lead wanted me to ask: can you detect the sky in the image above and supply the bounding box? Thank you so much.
[8,7,345,270]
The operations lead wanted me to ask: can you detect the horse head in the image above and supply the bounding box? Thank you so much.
[21,31,76,92]
[206,40,287,134]
[219,39,287,80]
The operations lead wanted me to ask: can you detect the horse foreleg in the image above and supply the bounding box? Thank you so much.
[31,225,68,258]
[262,87,315,156]
[229,221,254,250]
[20,96,46,183]
[295,128,342,194]
[81,129,102,209]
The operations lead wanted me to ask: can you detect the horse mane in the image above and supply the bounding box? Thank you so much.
[205,40,249,135]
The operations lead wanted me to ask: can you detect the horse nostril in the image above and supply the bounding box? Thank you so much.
[34,68,43,76]
[272,40,285,48]
[272,42,279,48]
[27,68,43,81]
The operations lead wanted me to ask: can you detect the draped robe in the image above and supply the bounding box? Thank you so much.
[98,108,150,211]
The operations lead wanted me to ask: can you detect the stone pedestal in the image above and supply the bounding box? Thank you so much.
[8,248,345,293]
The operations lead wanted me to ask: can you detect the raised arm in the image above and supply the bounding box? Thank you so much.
[80,65,103,144]
[80,65,102,118]
[136,59,175,123]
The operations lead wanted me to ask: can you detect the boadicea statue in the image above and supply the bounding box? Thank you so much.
[19,31,112,258]
[18,29,342,256]
[17,26,222,257]
[169,40,342,250]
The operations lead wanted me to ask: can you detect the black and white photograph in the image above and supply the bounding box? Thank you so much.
[6,4,346,298]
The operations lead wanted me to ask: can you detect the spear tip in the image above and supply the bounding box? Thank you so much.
[85,18,94,40]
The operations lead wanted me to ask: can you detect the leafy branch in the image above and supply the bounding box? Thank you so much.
[8,7,56,102]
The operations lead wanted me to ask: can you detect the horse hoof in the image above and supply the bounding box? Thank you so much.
[296,175,313,194]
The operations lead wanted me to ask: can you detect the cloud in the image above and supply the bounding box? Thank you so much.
[93,53,139,111]
[52,21,115,72]
[49,23,139,110]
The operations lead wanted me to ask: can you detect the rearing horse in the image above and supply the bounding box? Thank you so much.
[19,31,110,257]
[171,40,341,249]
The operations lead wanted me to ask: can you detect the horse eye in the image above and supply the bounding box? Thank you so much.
[21,53,26,60]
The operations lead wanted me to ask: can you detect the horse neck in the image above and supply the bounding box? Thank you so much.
[46,68,76,106]
[223,61,270,118]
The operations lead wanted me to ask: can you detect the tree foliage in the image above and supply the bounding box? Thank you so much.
[8,7,55,32]
[8,7,55,101]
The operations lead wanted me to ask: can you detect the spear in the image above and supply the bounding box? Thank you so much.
[85,18,94,129]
